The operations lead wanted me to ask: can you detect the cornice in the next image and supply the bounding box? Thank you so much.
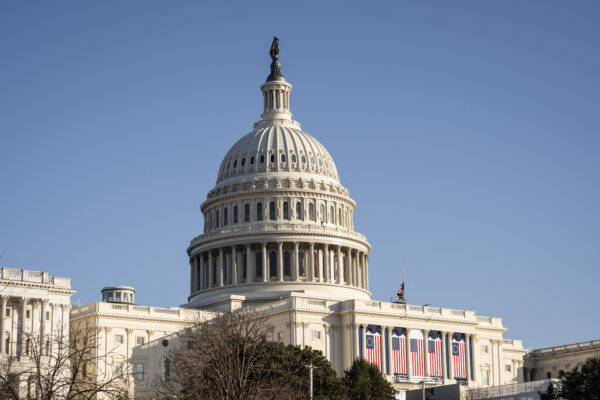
[0,280,75,295]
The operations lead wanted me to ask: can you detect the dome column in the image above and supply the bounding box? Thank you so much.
[336,246,343,284]
[277,241,284,281]
[232,247,238,285]
[346,248,352,286]
[324,245,331,283]
[246,245,253,283]
[292,242,299,281]
[208,251,214,288]
[261,243,268,282]
[308,242,315,281]
[218,248,224,287]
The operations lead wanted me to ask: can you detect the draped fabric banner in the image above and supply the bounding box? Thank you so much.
[391,327,407,375]
[428,330,443,377]
[452,333,467,380]
[409,329,425,377]
[366,325,382,371]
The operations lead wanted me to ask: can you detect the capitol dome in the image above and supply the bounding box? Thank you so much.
[187,39,371,311]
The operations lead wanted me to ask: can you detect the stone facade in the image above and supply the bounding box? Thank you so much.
[0,267,75,396]
[523,339,600,381]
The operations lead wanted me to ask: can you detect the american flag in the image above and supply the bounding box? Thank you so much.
[391,328,406,375]
[365,325,381,371]
[452,333,467,380]
[410,331,424,377]
[397,282,405,298]
[428,331,442,377]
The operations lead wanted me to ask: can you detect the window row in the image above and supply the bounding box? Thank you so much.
[205,200,353,232]
[220,150,334,177]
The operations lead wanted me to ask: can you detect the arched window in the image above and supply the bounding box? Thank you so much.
[255,252,263,279]
[296,202,302,220]
[223,257,228,284]
[281,154,286,163]
[260,155,265,164]
[161,358,170,381]
[337,208,341,226]
[329,206,334,224]
[241,157,246,166]
[283,251,291,277]
[269,251,277,279]
[283,201,289,220]
[233,160,237,168]
[298,251,305,278]
[314,250,320,278]
[224,207,228,226]
[233,205,238,224]
[309,203,315,221]
[270,154,275,163]
[250,156,255,165]
[269,202,276,220]
[320,204,325,223]
[257,203,263,221]
[244,204,250,222]
[216,210,220,228]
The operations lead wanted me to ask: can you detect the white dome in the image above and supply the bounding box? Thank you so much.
[216,124,339,185]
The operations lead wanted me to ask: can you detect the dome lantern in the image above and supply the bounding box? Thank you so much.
[260,37,292,122]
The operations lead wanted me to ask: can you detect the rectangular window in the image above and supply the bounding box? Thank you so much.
[481,344,488,353]
[4,338,9,354]
[5,308,10,317]
[136,337,144,346]
[135,363,144,380]
[115,362,123,378]
[45,311,50,320]
[505,364,512,372]
[482,370,489,385]
[277,332,284,342]
[26,310,31,319]
[115,335,123,344]
[313,331,321,340]
[116,293,121,302]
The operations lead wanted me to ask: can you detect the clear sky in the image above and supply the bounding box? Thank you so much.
[1,1,598,350]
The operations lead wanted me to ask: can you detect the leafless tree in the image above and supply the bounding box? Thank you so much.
[153,308,304,400]
[0,320,128,399]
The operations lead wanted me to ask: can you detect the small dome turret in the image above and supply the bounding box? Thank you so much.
[101,286,135,304]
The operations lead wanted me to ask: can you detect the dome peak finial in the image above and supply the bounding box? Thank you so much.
[267,37,284,82]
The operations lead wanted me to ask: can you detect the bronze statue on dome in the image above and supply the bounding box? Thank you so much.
[270,37,279,61]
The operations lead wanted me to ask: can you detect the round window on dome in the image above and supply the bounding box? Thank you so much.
[301,155,306,164]
[241,158,246,166]
[310,157,315,164]
[318,159,322,166]
[270,154,275,163]
[260,155,265,164]
[291,154,297,163]
[250,156,255,165]
[281,154,286,163]
[227,162,231,170]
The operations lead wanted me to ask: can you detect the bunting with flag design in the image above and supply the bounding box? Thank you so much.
[391,327,406,375]
[452,333,467,380]
[365,325,382,371]
[428,331,443,377]
[409,330,425,377]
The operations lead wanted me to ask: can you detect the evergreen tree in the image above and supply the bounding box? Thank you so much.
[538,357,600,400]
[343,359,396,400]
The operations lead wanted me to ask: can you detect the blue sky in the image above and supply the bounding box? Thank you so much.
[1,1,598,350]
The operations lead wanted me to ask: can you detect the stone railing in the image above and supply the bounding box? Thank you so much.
[0,268,71,289]
[70,302,204,321]
[467,379,554,397]
[189,222,368,247]
[527,340,600,358]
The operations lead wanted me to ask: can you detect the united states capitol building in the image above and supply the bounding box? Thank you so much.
[3,41,541,398]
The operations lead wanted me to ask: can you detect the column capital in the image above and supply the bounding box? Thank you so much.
[0,296,8,305]
[126,328,134,334]
[19,297,30,305]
